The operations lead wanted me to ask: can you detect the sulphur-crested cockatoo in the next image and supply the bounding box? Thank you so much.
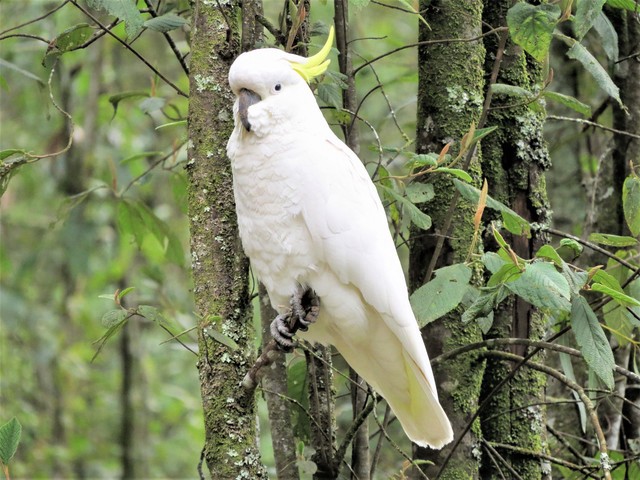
[226,28,453,449]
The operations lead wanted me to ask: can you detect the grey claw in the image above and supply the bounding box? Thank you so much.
[271,314,295,352]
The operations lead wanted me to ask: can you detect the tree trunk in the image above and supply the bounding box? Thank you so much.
[410,1,486,478]
[259,286,301,480]
[187,1,265,477]
[479,1,551,478]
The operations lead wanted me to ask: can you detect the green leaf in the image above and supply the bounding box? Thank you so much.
[487,263,523,287]
[204,327,239,351]
[0,149,27,161]
[0,417,21,465]
[405,182,434,204]
[623,175,640,236]
[593,269,625,293]
[117,199,146,246]
[410,264,472,327]
[542,91,592,117]
[588,232,638,247]
[379,185,432,230]
[491,83,534,99]
[408,153,438,168]
[118,199,184,265]
[87,0,144,38]
[317,83,343,110]
[591,283,640,307]
[507,261,572,312]
[507,2,561,61]
[101,309,127,328]
[592,11,619,62]
[557,336,587,433]
[92,312,131,361]
[433,167,473,183]
[143,13,188,32]
[453,179,531,236]
[571,296,615,389]
[603,300,634,346]
[557,238,584,260]
[43,24,94,67]
[471,125,499,144]
[574,0,607,39]
[562,262,589,295]
[108,90,150,118]
[535,244,564,267]
[138,305,172,328]
[557,33,624,108]
[462,285,508,325]
[117,286,135,300]
[606,0,640,11]
[481,251,507,274]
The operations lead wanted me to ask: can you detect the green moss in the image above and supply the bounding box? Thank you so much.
[186,1,265,478]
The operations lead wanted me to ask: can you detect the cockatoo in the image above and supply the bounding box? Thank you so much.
[226,28,453,449]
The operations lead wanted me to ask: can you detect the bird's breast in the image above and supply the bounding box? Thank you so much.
[231,137,317,307]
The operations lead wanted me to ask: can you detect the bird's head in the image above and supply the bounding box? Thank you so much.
[228,27,334,134]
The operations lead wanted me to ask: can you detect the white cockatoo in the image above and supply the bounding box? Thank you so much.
[226,28,453,449]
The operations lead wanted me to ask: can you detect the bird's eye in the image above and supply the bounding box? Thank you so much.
[274,84,282,92]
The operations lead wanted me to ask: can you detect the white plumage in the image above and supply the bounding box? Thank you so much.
[226,40,453,449]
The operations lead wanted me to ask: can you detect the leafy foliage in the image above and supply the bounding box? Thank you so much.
[506,2,560,61]
[410,264,472,327]
[0,418,21,466]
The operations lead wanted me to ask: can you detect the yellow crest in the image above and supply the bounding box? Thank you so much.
[290,27,335,83]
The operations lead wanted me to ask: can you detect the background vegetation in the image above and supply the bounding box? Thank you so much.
[0,0,638,479]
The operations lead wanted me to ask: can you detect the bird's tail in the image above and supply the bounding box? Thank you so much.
[395,350,453,449]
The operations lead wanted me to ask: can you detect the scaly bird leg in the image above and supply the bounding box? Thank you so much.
[242,286,320,392]
[271,285,320,351]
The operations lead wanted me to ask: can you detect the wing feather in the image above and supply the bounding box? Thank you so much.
[298,132,438,396]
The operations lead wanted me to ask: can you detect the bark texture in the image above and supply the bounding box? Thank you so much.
[259,286,300,480]
[410,1,486,478]
[187,1,265,477]
[479,1,551,478]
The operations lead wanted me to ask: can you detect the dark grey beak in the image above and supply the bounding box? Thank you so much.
[238,88,261,132]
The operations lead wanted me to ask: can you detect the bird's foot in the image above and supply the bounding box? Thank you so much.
[270,313,296,353]
[270,286,320,352]
[291,285,320,332]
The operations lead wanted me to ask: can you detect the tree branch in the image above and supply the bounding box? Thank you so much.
[69,0,188,98]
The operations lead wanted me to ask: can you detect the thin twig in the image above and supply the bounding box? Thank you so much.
[547,115,640,139]
[0,0,69,36]
[489,441,601,478]
[432,337,640,383]
[143,0,189,75]
[353,26,508,76]
[0,33,50,43]
[482,439,525,480]
[435,325,570,477]
[69,0,188,98]
[332,394,375,473]
[544,227,639,272]
[480,350,611,480]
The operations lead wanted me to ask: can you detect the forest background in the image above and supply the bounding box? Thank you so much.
[0,0,639,479]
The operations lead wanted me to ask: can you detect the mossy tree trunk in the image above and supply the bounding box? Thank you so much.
[187,1,266,477]
[409,1,486,478]
[478,1,551,478]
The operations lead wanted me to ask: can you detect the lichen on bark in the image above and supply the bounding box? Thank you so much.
[186,1,265,478]
[409,1,486,478]
[478,1,552,478]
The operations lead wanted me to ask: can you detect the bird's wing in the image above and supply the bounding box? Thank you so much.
[298,131,438,396]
